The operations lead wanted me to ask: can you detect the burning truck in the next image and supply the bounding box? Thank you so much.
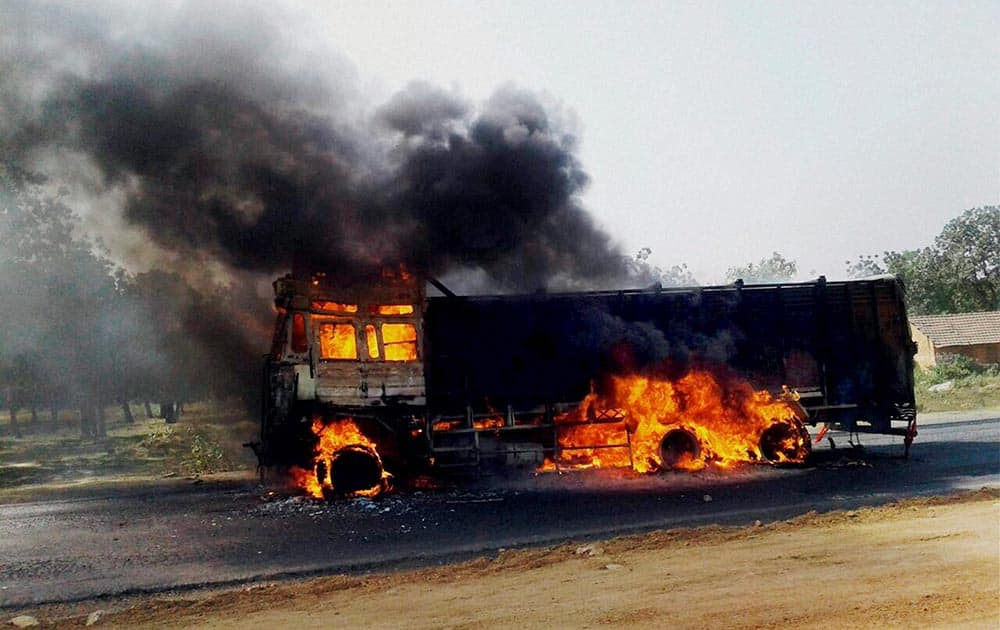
[250,270,917,498]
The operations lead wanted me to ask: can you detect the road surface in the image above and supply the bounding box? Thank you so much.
[1,411,997,608]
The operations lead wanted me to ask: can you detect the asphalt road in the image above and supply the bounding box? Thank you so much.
[1,411,997,608]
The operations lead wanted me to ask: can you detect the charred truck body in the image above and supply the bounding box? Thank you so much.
[255,272,917,495]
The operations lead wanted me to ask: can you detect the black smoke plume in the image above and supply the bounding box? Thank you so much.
[1,1,639,410]
[3,1,629,292]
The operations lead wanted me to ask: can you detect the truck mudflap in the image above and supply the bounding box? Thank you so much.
[904,415,918,458]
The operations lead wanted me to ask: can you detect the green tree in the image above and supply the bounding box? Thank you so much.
[1,162,120,435]
[846,206,999,314]
[1,161,265,435]
[627,247,698,287]
[844,254,886,278]
[725,252,797,284]
[935,206,999,311]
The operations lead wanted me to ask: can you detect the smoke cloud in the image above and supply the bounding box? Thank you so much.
[2,0,630,292]
[0,0,653,411]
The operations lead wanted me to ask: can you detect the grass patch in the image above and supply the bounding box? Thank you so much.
[0,402,257,490]
[914,358,1000,413]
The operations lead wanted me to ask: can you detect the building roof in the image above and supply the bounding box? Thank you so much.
[910,311,1000,347]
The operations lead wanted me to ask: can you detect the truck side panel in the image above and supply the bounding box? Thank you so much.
[424,277,915,431]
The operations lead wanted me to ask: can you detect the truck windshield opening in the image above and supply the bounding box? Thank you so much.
[382,323,417,361]
[318,323,358,360]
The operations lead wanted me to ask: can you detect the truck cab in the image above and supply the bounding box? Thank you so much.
[269,270,426,411]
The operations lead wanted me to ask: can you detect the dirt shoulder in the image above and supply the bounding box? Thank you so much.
[24,489,997,629]
[0,470,257,506]
[0,404,257,497]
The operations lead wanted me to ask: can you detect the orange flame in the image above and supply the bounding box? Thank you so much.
[382,323,418,361]
[431,419,464,432]
[540,370,810,473]
[473,416,505,430]
[317,322,358,360]
[312,301,358,313]
[291,417,391,498]
[377,304,415,315]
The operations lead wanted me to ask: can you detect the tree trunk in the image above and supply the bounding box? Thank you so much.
[121,402,135,425]
[163,402,178,424]
[157,402,167,419]
[79,406,92,438]
[144,401,153,418]
[30,407,39,433]
[10,406,21,439]
[50,407,58,433]
[95,405,107,438]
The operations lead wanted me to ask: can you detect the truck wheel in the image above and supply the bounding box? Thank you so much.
[759,421,812,463]
[327,445,385,496]
[659,428,700,469]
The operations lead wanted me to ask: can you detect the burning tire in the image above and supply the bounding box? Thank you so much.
[316,445,387,497]
[759,421,811,464]
[659,428,700,469]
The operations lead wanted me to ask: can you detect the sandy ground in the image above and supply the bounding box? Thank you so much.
[24,489,997,629]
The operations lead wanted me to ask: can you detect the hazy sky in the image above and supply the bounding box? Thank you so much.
[294,0,998,282]
[6,1,998,284]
